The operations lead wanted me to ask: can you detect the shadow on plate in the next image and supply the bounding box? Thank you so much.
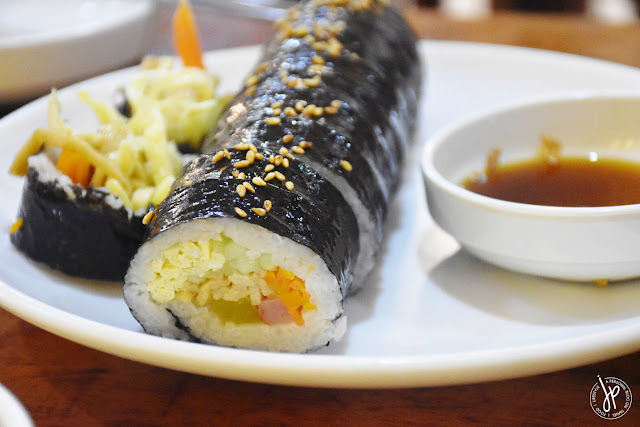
[316,164,419,354]
[426,246,640,326]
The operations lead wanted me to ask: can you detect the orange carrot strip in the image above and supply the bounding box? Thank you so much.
[263,267,315,326]
[56,149,94,187]
[172,0,205,69]
[74,159,94,188]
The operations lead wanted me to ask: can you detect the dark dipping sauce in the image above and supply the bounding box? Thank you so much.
[462,155,640,207]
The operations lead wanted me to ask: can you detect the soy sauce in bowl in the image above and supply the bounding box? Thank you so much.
[462,137,640,207]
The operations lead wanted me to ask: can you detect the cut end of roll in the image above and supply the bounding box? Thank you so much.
[124,217,347,352]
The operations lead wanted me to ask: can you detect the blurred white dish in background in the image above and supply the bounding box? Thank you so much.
[0,0,156,103]
[423,94,640,282]
[0,383,33,427]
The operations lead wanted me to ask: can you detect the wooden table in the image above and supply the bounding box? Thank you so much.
[2,4,640,425]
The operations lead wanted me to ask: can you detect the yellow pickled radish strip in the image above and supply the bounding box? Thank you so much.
[90,167,107,187]
[105,178,132,208]
[173,0,205,69]
[45,128,131,193]
[9,128,48,176]
[264,267,316,326]
[47,89,72,136]
[77,90,126,125]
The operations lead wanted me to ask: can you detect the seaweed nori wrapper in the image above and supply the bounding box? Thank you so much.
[203,0,421,247]
[11,167,144,281]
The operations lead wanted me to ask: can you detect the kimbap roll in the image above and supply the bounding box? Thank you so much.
[8,56,229,280]
[124,0,421,352]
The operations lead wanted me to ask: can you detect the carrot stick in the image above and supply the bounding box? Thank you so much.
[172,0,205,68]
[56,149,94,188]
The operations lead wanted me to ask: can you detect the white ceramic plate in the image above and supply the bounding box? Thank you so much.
[0,383,33,427]
[0,0,156,103]
[2,41,640,388]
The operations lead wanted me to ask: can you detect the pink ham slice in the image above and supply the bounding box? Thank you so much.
[257,298,294,325]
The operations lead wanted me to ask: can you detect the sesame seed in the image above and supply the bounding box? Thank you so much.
[285,181,295,191]
[238,172,246,180]
[309,64,324,74]
[223,149,231,159]
[299,141,313,149]
[269,154,276,164]
[252,207,267,217]
[313,106,324,117]
[234,143,250,150]
[264,200,272,212]
[235,207,248,218]
[292,146,305,154]
[282,158,290,168]
[292,25,308,37]
[303,75,322,88]
[236,184,246,197]
[312,41,327,51]
[279,147,290,156]
[286,7,299,19]
[243,182,256,193]
[282,134,294,143]
[231,170,240,178]
[312,55,325,65]
[142,211,156,225]
[272,107,282,116]
[302,104,317,116]
[255,153,264,160]
[277,23,292,42]
[245,75,260,86]
[252,176,267,187]
[265,172,276,181]
[330,99,341,108]
[295,100,307,112]
[284,107,297,117]
[340,160,353,171]
[279,70,289,80]
[313,21,327,38]
[265,164,275,172]
[324,106,338,115]
[275,171,286,181]
[246,150,255,163]
[271,101,284,109]
[265,117,281,126]
[9,217,23,233]
[234,160,250,168]
[244,85,257,96]
[212,151,225,162]
[249,143,258,153]
[256,62,268,73]
[304,34,316,44]
[275,155,283,166]
[284,77,299,88]
[327,38,343,57]
[332,21,346,34]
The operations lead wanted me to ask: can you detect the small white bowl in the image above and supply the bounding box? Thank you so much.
[422,93,640,282]
[0,0,156,103]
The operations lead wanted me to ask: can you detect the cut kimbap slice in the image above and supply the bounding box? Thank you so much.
[123,0,421,352]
